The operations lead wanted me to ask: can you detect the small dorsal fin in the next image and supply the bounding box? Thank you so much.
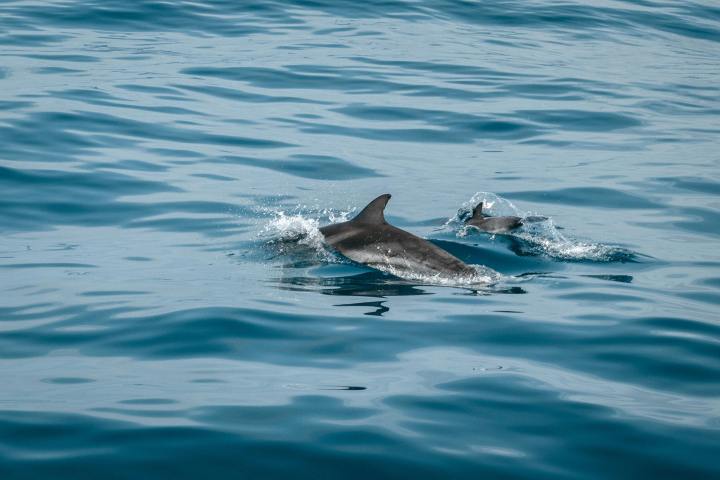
[468,202,484,222]
[352,194,391,224]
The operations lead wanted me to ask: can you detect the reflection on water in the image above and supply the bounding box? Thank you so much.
[334,300,389,317]
[273,269,528,315]
[273,271,434,297]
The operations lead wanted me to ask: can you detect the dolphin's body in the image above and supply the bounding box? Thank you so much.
[320,194,476,278]
[466,202,523,234]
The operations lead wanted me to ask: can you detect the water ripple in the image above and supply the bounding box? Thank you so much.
[1,0,719,478]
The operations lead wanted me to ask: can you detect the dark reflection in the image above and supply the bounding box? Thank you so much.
[497,286,527,294]
[513,272,568,282]
[582,274,634,283]
[320,386,367,391]
[334,300,389,316]
[273,271,431,298]
[459,286,527,296]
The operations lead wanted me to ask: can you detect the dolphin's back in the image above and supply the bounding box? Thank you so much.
[468,216,523,233]
[335,224,474,277]
[319,194,476,278]
[466,201,522,233]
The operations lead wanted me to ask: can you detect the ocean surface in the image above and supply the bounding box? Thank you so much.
[1,1,719,478]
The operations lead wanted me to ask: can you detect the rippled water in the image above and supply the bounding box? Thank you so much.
[1,1,719,478]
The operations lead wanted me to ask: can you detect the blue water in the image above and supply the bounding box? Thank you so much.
[1,0,719,478]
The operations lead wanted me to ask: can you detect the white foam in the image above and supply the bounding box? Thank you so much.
[258,207,353,263]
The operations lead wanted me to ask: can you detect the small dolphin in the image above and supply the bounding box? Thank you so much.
[465,202,523,234]
[320,194,476,278]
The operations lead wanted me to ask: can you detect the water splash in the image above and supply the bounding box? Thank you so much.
[447,192,636,262]
[258,206,352,263]
[443,191,524,231]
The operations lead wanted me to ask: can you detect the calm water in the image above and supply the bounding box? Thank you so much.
[1,1,719,478]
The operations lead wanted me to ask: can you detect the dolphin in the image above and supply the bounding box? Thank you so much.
[320,194,476,278]
[465,202,523,234]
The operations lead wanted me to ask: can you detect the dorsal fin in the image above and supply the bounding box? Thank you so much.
[352,194,391,224]
[468,202,484,222]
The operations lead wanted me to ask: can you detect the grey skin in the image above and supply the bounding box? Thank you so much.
[320,194,476,278]
[465,202,523,234]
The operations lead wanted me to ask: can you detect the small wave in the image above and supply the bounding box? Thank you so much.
[447,192,636,262]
